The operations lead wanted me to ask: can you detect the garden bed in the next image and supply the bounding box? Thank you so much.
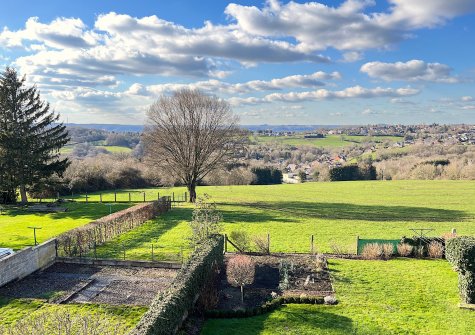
[216,253,333,311]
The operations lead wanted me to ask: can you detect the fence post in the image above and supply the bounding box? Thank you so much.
[143,192,146,202]
[128,192,131,203]
[100,194,102,203]
[356,235,360,255]
[267,232,270,254]
[224,234,228,253]
[151,244,154,262]
[122,244,126,260]
[184,192,187,202]
[86,193,88,204]
[311,235,314,255]
[172,192,175,202]
[114,192,117,203]
[157,192,160,201]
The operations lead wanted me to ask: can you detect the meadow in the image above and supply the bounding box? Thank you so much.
[90,180,475,259]
[0,203,130,250]
[252,134,402,148]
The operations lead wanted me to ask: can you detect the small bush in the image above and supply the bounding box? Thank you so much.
[446,237,475,304]
[428,241,444,258]
[382,243,394,260]
[229,230,250,253]
[314,254,328,272]
[329,242,348,256]
[227,255,255,302]
[253,235,269,254]
[397,243,413,257]
[361,243,383,260]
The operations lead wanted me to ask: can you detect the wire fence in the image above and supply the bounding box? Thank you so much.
[32,191,188,204]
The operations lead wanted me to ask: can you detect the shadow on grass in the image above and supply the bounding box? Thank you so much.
[234,201,468,222]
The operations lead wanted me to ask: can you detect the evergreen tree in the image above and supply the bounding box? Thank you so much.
[0,67,69,204]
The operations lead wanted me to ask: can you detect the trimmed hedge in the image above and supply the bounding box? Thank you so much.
[130,234,224,335]
[446,237,475,304]
[205,295,325,319]
[56,197,171,257]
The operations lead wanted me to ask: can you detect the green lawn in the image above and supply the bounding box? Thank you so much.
[90,180,475,260]
[0,203,130,250]
[253,135,402,148]
[202,258,472,335]
[0,297,146,330]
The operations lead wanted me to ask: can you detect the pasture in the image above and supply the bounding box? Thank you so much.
[91,180,475,259]
[252,134,402,148]
[0,203,130,250]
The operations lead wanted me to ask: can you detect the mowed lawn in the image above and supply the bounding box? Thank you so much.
[0,203,130,250]
[203,258,472,335]
[92,180,475,259]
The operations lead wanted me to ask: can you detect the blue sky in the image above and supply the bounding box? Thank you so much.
[0,0,474,125]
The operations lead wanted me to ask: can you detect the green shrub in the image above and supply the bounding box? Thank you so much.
[130,234,224,335]
[229,230,250,252]
[446,237,475,304]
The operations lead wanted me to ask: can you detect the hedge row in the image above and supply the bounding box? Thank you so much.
[205,295,324,319]
[446,237,475,304]
[129,234,224,335]
[56,197,171,257]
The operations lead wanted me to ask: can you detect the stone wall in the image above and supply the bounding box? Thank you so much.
[0,239,56,287]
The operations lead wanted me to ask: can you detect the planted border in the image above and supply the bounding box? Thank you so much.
[56,197,171,257]
[130,234,224,335]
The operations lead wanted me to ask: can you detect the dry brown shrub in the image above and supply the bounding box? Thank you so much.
[397,243,413,257]
[382,243,394,260]
[361,243,383,260]
[428,241,444,258]
[253,235,269,254]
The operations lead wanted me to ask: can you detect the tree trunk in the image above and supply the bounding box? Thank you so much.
[241,285,244,303]
[188,183,197,203]
[19,185,28,205]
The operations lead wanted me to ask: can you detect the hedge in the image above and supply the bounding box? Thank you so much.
[129,234,224,335]
[446,237,475,304]
[56,197,171,257]
[205,295,325,319]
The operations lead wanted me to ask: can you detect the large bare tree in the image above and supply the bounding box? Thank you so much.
[143,89,242,202]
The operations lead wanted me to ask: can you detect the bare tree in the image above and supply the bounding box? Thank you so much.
[143,89,243,202]
[227,255,255,302]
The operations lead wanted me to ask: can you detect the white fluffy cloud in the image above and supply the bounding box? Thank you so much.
[360,60,460,83]
[229,85,419,105]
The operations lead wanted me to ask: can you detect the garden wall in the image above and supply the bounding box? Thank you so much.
[0,239,56,287]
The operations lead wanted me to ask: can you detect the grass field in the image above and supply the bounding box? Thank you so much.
[0,203,130,250]
[0,297,146,330]
[202,258,472,335]
[253,135,402,148]
[60,144,132,155]
[90,180,475,260]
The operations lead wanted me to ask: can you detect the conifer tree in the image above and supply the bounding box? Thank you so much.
[0,67,69,204]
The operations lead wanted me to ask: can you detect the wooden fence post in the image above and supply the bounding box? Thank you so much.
[143,192,146,202]
[86,193,88,203]
[224,234,228,253]
[267,233,271,254]
[184,192,187,202]
[114,192,117,202]
[128,192,131,203]
[157,192,160,201]
[172,192,175,202]
[100,194,102,203]
[311,235,314,255]
[356,235,360,255]
[151,244,154,262]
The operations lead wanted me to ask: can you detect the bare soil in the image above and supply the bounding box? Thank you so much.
[0,262,178,306]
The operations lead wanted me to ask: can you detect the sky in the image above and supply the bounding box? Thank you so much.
[0,0,474,125]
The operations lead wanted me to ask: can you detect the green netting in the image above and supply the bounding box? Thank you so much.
[357,239,400,255]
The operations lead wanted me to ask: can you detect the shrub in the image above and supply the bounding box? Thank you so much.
[314,254,328,272]
[229,230,250,253]
[131,235,224,335]
[382,243,394,260]
[253,235,269,254]
[397,243,413,257]
[361,243,383,260]
[428,241,444,258]
[329,242,349,256]
[446,237,475,304]
[189,195,222,246]
[0,308,127,335]
[227,255,255,302]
